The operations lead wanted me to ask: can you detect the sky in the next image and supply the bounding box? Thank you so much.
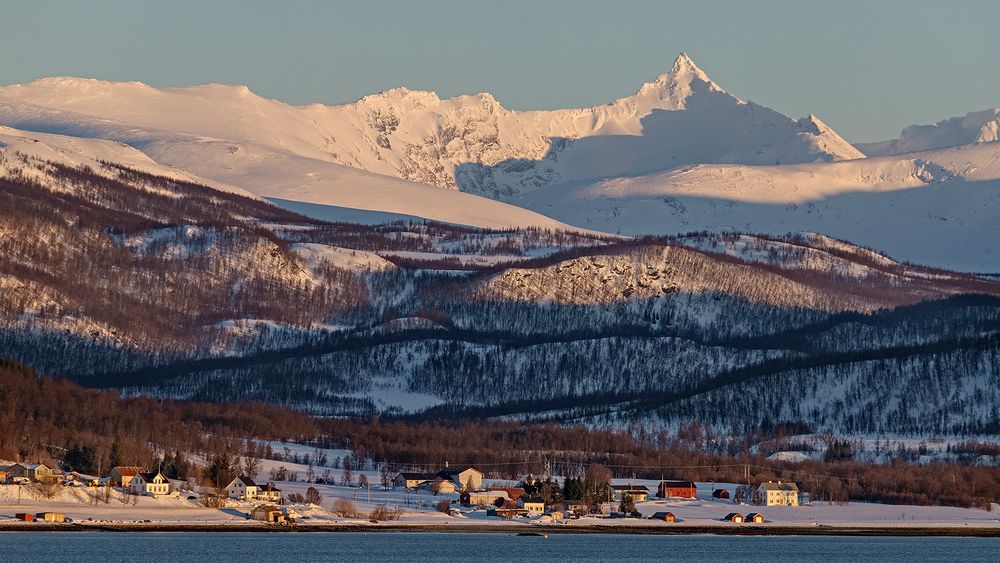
[1,0,998,142]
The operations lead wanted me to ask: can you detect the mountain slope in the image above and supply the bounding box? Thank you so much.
[0,53,861,200]
[0,107,572,230]
[516,141,1000,271]
[857,108,1000,156]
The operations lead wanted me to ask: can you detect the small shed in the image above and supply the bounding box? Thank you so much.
[747,512,765,523]
[712,488,730,499]
[251,505,285,523]
[652,511,677,523]
[724,512,745,523]
[35,512,66,523]
[15,513,34,522]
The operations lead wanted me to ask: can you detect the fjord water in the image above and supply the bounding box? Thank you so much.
[0,532,995,562]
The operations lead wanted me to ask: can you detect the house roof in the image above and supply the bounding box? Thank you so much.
[261,482,281,492]
[139,471,166,482]
[659,480,696,488]
[758,481,799,492]
[398,472,436,481]
[725,513,744,519]
[238,475,258,487]
[521,496,545,504]
[747,512,765,518]
[438,466,481,477]
[111,466,144,477]
[652,511,675,518]
[611,484,650,492]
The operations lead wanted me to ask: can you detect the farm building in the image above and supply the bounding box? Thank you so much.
[437,466,483,491]
[611,484,650,502]
[394,472,436,489]
[712,488,730,499]
[488,487,526,502]
[652,511,677,522]
[556,499,590,515]
[35,512,66,523]
[657,480,697,499]
[520,496,546,515]
[251,505,285,523]
[9,463,57,482]
[461,490,509,506]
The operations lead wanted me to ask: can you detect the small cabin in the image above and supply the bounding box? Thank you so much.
[712,488,730,499]
[725,512,745,523]
[15,513,34,522]
[35,512,66,523]
[652,511,677,523]
[251,505,285,523]
[747,512,766,523]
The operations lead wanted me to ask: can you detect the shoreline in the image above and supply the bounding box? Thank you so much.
[3,522,1000,537]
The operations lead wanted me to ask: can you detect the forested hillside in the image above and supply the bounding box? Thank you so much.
[2,151,1000,438]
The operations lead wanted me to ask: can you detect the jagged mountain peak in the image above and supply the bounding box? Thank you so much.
[630,53,724,109]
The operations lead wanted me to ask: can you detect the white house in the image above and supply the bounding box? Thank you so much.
[225,476,259,500]
[130,470,171,497]
[257,482,282,503]
[757,481,799,506]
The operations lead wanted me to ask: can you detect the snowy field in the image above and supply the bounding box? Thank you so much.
[4,443,1000,530]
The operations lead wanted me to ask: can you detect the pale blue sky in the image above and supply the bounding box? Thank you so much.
[2,0,997,142]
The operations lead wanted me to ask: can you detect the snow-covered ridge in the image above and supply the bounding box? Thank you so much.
[0,53,861,200]
[857,108,1000,156]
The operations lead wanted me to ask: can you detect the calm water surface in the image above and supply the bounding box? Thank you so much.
[0,531,996,562]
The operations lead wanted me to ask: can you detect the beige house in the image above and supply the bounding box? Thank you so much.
[520,496,545,515]
[108,466,145,488]
[130,470,171,497]
[421,478,456,494]
[757,481,799,506]
[394,472,436,490]
[9,463,56,482]
[462,490,509,506]
[438,466,483,491]
[225,476,259,500]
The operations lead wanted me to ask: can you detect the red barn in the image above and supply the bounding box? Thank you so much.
[657,480,697,499]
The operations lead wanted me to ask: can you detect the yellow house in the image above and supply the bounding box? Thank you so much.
[757,481,799,506]
[520,497,545,515]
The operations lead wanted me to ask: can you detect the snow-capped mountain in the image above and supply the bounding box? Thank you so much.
[516,141,1000,272]
[857,108,1000,156]
[0,53,860,200]
[1,54,998,271]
